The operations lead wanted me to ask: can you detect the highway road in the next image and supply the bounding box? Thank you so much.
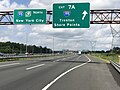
[0,54,119,90]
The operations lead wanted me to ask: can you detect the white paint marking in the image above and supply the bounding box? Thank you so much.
[56,60,60,62]
[55,55,80,62]
[33,61,37,62]
[62,58,66,60]
[26,64,45,70]
[85,55,92,63]
[42,55,91,90]
[53,59,63,62]
[0,63,20,68]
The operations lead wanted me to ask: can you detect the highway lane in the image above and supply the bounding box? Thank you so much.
[0,54,79,89]
[0,54,74,71]
[0,54,119,90]
[48,55,120,90]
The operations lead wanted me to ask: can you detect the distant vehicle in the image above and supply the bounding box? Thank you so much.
[25,52,29,55]
[0,52,4,56]
[78,51,81,55]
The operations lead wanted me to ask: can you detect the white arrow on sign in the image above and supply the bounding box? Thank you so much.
[82,10,88,20]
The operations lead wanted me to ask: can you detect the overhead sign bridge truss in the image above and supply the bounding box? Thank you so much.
[1,9,120,25]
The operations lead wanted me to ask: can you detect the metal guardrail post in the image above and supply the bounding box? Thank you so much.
[119,55,120,64]
[110,60,120,73]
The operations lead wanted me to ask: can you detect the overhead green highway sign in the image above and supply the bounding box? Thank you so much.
[53,3,90,28]
[14,9,46,24]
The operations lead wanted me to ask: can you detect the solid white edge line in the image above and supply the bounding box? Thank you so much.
[0,63,20,68]
[26,64,45,70]
[42,55,91,90]
[85,55,92,63]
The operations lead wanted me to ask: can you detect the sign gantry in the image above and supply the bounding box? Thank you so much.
[1,9,120,25]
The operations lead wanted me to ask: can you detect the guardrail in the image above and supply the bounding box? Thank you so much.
[0,54,69,60]
[0,54,53,59]
[110,60,120,73]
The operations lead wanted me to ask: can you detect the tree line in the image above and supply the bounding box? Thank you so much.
[83,47,120,54]
[0,41,52,54]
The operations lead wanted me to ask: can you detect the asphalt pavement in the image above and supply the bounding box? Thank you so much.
[0,54,119,90]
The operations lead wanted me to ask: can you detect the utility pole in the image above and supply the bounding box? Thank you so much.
[110,25,120,48]
[32,46,34,54]
[20,44,22,54]
[25,31,28,55]
[90,41,96,51]
[110,25,120,61]
[52,35,54,55]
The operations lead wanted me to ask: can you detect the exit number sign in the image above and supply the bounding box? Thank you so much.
[53,3,90,28]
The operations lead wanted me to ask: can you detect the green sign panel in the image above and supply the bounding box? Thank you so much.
[53,3,90,28]
[14,9,46,24]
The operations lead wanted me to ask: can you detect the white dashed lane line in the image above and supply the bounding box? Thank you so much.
[26,64,45,70]
[0,63,20,68]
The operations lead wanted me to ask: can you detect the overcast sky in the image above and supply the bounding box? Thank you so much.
[0,0,120,51]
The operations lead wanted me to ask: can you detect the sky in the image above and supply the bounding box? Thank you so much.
[10,0,31,5]
[0,0,120,51]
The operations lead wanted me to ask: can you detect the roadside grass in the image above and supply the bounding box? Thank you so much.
[91,53,119,63]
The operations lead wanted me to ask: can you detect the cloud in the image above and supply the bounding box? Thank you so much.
[0,37,10,42]
[0,0,26,11]
[28,0,52,10]
[0,0,10,10]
